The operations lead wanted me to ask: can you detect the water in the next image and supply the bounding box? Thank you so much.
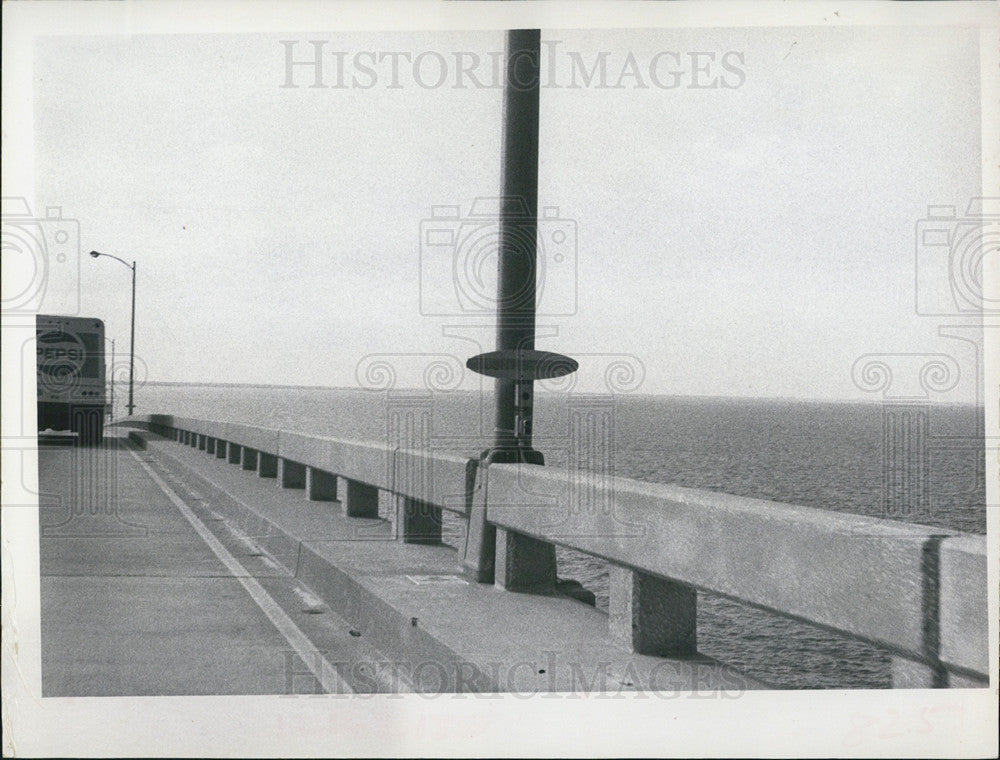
[132,384,987,689]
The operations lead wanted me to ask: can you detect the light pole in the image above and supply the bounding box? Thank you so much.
[106,337,115,421]
[89,250,136,416]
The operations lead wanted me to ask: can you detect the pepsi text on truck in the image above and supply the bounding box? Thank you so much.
[36,315,106,445]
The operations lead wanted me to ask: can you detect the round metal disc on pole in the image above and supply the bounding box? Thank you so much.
[466,349,578,382]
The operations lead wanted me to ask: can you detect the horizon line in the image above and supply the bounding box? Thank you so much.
[137,380,984,407]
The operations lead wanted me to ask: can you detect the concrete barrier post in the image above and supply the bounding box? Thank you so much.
[343,479,378,518]
[494,527,557,592]
[206,437,216,455]
[228,443,242,464]
[399,497,442,544]
[609,566,697,656]
[938,535,989,686]
[279,458,306,489]
[258,452,278,478]
[242,447,258,471]
[891,657,946,688]
[307,468,338,501]
[216,440,228,459]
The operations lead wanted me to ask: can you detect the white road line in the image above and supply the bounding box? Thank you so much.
[129,450,352,695]
[144,443,418,694]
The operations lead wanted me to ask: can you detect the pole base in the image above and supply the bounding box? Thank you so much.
[481,447,544,465]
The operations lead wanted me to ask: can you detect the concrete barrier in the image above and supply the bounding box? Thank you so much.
[394,447,478,517]
[116,413,991,686]
[484,463,954,668]
[938,535,989,684]
[277,431,396,492]
[225,421,280,456]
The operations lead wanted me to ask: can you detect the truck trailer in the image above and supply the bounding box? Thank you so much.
[36,314,107,445]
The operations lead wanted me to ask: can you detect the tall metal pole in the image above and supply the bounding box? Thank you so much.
[128,261,136,416]
[110,339,115,421]
[462,29,576,583]
[494,28,542,464]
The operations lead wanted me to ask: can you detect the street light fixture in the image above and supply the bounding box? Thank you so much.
[89,250,136,416]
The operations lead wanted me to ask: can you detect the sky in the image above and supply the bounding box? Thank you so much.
[22,23,987,401]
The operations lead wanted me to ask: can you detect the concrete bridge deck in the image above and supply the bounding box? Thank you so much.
[39,432,755,696]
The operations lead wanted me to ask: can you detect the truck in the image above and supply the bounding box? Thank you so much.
[36,314,107,445]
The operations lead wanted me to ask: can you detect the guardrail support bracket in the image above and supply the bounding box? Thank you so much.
[258,452,278,478]
[241,447,258,471]
[609,566,697,656]
[307,467,338,501]
[495,527,557,592]
[400,497,442,544]
[343,479,378,518]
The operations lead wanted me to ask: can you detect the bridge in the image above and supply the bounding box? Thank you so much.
[38,414,988,695]
[33,28,990,700]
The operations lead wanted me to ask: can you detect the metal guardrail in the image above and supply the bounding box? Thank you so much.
[119,414,990,688]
